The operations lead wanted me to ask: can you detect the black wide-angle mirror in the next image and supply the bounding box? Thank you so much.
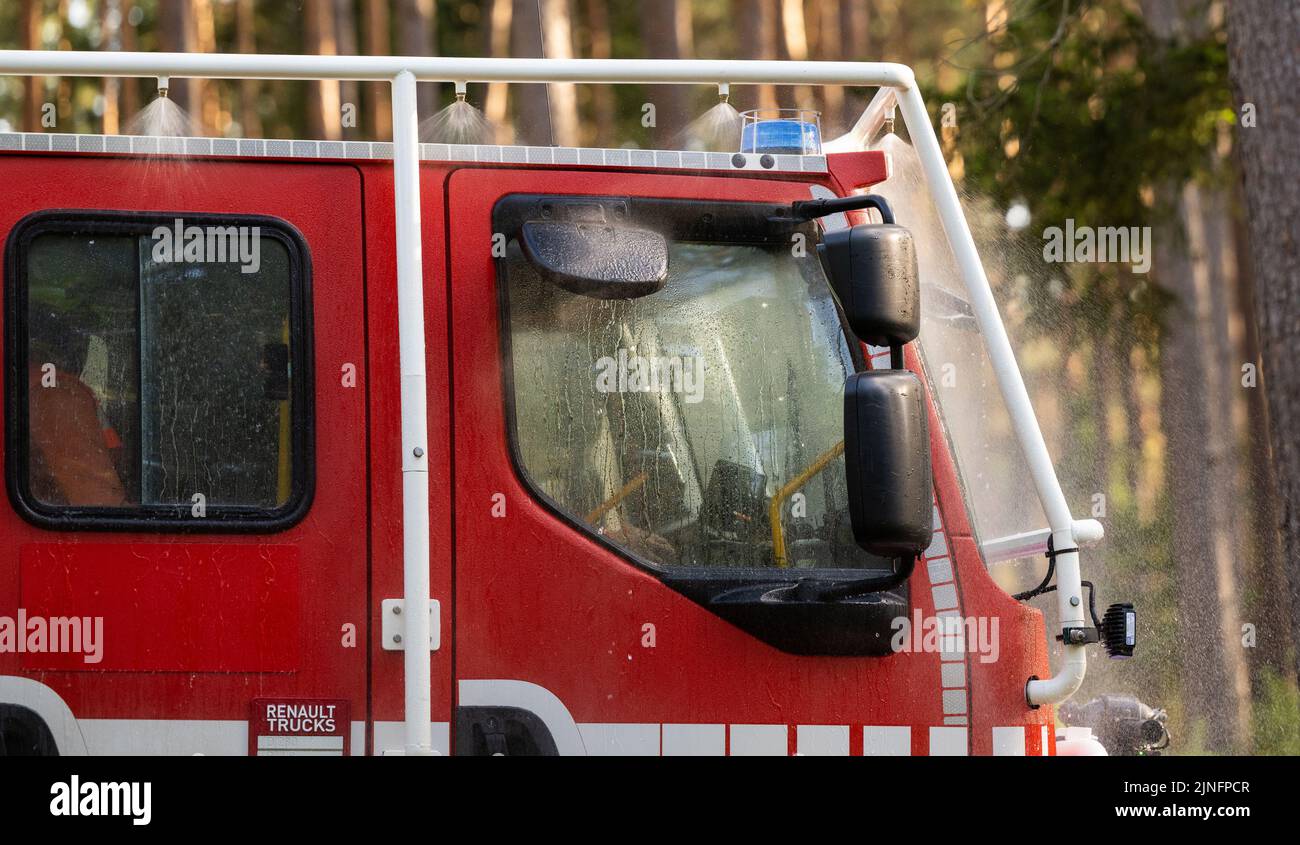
[843,369,932,557]
[818,219,920,347]
[519,219,668,300]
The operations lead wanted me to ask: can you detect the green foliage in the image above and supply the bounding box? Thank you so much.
[926,1,1229,347]
[1250,669,1300,755]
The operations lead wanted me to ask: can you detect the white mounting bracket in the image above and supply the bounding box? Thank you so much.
[381,599,441,651]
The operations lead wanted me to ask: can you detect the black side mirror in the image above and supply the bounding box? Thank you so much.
[843,370,932,557]
[817,211,920,346]
[520,219,668,300]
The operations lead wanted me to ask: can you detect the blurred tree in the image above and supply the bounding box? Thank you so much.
[236,0,263,137]
[334,0,359,138]
[157,0,197,114]
[483,0,512,142]
[540,0,579,146]
[396,0,437,115]
[364,0,391,138]
[639,0,690,145]
[20,0,42,132]
[736,0,777,110]
[1228,0,1300,688]
[305,0,341,140]
[510,0,550,144]
[581,0,614,145]
[192,0,221,133]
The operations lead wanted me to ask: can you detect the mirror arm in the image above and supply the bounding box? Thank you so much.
[787,193,896,224]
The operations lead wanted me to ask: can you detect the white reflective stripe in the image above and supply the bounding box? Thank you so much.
[929,726,969,756]
[662,723,725,756]
[728,724,787,756]
[796,725,850,756]
[863,726,911,756]
[992,726,1027,756]
[80,719,246,756]
[351,720,366,756]
[16,712,1047,756]
[0,132,826,173]
[577,723,659,756]
[373,720,450,756]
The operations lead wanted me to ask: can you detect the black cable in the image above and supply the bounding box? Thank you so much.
[1013,536,1057,600]
[1013,535,1082,601]
[1080,580,1103,629]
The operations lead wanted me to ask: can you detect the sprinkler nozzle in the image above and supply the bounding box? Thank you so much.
[718,83,730,104]
[882,105,896,135]
[157,76,170,98]
[454,81,467,104]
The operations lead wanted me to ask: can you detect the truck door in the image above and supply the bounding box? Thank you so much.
[0,154,367,755]
[446,167,951,755]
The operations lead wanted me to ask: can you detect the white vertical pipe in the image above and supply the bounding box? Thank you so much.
[391,70,434,755]
[894,85,1087,705]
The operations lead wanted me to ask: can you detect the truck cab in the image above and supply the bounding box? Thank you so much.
[0,113,1063,756]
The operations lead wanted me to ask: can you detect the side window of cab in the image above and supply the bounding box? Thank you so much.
[5,211,313,530]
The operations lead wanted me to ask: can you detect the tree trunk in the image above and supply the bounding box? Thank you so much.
[158,1,197,115]
[485,0,515,144]
[364,0,391,139]
[396,0,438,117]
[1227,182,1292,683]
[236,0,262,137]
[583,0,615,146]
[191,0,222,135]
[305,0,341,140]
[779,0,814,110]
[334,0,360,138]
[1142,0,1253,755]
[21,0,43,132]
[100,0,122,134]
[736,0,777,111]
[1227,0,1300,685]
[119,0,139,123]
[639,0,690,146]
[838,0,869,126]
[511,0,551,145]
[1156,180,1252,753]
[815,0,845,134]
[540,0,580,147]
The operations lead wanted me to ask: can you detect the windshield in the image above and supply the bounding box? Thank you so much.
[503,236,893,573]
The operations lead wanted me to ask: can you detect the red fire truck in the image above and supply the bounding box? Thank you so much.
[0,54,1130,756]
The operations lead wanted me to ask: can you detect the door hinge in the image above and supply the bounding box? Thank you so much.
[381,599,441,651]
